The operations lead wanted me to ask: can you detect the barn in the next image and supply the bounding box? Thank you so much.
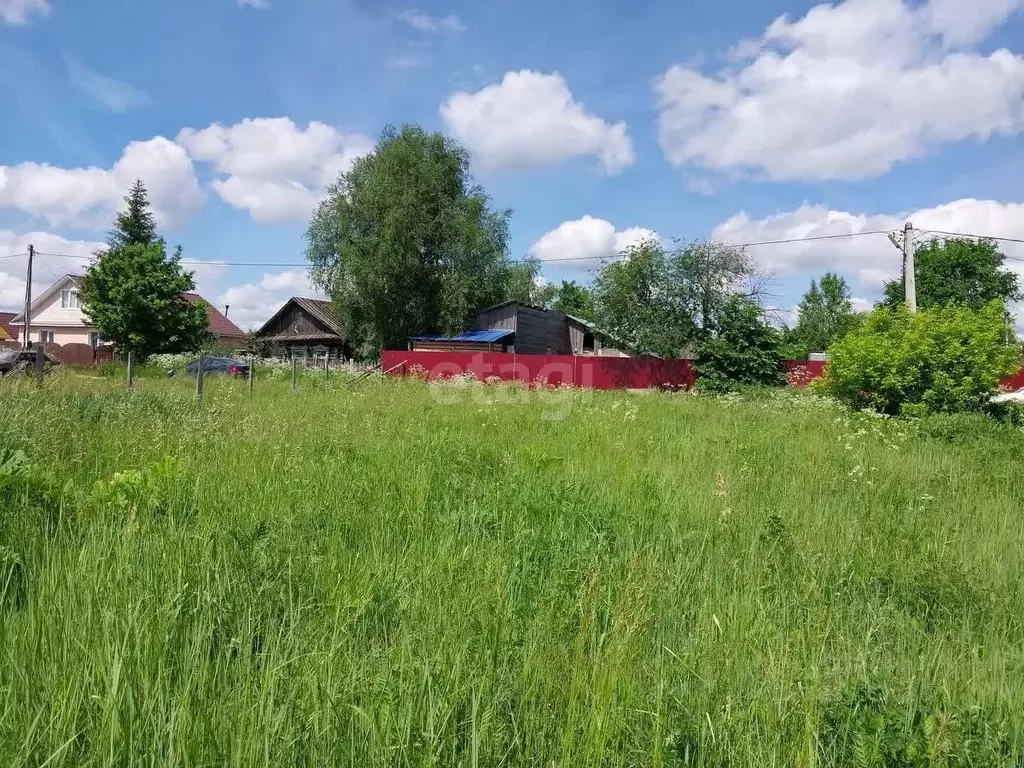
[408,301,633,356]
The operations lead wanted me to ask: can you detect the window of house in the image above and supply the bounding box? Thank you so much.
[582,332,596,353]
[38,330,55,344]
[60,289,81,309]
[89,332,101,348]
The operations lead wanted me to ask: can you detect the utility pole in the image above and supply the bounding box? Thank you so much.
[904,222,917,315]
[22,244,34,350]
[887,222,917,314]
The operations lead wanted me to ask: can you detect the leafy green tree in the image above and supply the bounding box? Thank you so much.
[819,301,1020,415]
[81,180,210,359]
[551,281,595,321]
[882,238,1020,310]
[695,296,785,392]
[786,272,862,358]
[592,238,759,357]
[306,124,517,358]
[499,258,546,305]
[593,240,693,358]
[670,240,758,335]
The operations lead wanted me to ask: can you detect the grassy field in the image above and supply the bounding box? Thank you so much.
[1,372,1023,766]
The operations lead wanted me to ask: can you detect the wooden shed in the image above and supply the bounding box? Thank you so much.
[257,297,351,362]
[470,301,634,357]
[472,301,573,355]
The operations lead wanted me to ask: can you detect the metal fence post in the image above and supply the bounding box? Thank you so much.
[127,351,134,390]
[292,357,298,391]
[34,345,44,385]
[248,355,255,395]
[196,353,205,402]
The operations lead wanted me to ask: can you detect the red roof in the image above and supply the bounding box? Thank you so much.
[183,293,245,339]
[0,312,17,340]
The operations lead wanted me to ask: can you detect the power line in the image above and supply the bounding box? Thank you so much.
[912,230,1024,262]
[26,226,1024,267]
[34,251,310,268]
[733,229,892,248]
[0,252,28,260]
[34,253,62,284]
[917,229,1024,245]
[522,230,895,263]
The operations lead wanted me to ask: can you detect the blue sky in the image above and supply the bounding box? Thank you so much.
[2,0,1024,329]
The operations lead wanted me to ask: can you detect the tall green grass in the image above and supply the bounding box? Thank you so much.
[1,373,1023,766]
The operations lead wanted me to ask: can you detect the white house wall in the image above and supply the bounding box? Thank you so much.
[31,291,89,327]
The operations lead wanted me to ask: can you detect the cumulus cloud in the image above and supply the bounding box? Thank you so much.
[656,0,1024,181]
[528,216,657,266]
[712,198,1024,290]
[441,70,635,174]
[0,0,49,25]
[397,9,464,33]
[0,137,204,229]
[0,229,103,312]
[176,118,375,222]
[217,270,322,329]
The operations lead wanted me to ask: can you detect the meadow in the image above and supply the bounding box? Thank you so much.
[1,371,1023,766]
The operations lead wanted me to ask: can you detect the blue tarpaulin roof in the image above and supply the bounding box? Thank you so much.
[412,329,514,343]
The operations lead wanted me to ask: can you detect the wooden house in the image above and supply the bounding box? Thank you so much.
[257,297,351,361]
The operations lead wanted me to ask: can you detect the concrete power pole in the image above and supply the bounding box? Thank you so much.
[904,222,917,314]
[22,244,34,350]
[887,222,917,314]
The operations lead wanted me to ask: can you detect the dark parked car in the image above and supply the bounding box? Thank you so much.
[184,357,250,377]
[0,349,56,377]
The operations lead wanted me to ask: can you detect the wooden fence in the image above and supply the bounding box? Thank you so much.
[0,340,114,366]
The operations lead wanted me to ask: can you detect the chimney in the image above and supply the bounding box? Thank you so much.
[223,305,230,319]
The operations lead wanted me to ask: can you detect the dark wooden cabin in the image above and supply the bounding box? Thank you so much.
[257,297,351,361]
[470,301,632,356]
[472,301,572,355]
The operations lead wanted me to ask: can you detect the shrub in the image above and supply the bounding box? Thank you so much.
[695,296,785,393]
[816,301,1020,415]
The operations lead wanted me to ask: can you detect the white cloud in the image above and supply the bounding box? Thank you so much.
[217,270,321,329]
[176,118,374,222]
[65,57,150,113]
[0,137,203,229]
[0,229,103,312]
[397,9,464,33]
[0,228,230,315]
[656,0,1024,181]
[0,0,49,25]
[528,216,657,265]
[441,70,635,174]
[712,198,1024,290]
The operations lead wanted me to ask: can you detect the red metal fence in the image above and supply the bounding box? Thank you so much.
[382,350,696,390]
[384,350,1024,392]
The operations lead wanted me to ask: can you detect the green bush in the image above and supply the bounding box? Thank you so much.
[695,296,785,393]
[817,301,1020,415]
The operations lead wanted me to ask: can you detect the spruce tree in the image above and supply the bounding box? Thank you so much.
[82,180,211,358]
[109,179,158,248]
